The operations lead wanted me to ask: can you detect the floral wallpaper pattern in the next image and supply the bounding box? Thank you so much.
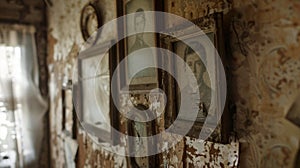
[47,0,300,167]
[229,0,300,167]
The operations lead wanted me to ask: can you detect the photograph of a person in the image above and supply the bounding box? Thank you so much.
[175,34,215,123]
[125,0,157,84]
[128,8,150,54]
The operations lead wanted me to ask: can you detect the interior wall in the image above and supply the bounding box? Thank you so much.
[229,0,300,167]
[47,0,300,167]
[47,0,119,167]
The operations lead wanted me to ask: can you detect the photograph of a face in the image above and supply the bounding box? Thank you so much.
[125,0,157,85]
[174,33,215,123]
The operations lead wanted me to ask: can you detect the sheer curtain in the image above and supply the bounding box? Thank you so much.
[0,24,48,167]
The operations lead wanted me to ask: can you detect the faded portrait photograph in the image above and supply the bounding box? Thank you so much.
[125,0,157,84]
[175,33,215,122]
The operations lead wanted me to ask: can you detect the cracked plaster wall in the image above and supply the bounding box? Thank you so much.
[47,0,300,167]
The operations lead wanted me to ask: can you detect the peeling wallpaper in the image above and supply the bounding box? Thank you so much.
[47,0,300,167]
[47,0,119,167]
[229,0,300,168]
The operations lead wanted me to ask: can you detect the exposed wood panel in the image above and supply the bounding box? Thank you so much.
[25,0,44,7]
[0,0,45,24]
[0,9,21,20]
[0,2,24,10]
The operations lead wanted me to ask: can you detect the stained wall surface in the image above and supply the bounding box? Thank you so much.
[229,0,300,167]
[47,0,300,167]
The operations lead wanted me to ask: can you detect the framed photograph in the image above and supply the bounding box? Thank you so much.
[117,0,163,89]
[174,32,215,120]
[161,13,231,143]
[77,41,119,143]
[80,2,103,45]
[127,104,158,167]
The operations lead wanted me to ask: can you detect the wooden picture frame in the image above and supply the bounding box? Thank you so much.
[127,104,158,168]
[80,2,103,45]
[77,40,119,143]
[117,0,163,90]
[115,1,163,166]
[161,13,231,143]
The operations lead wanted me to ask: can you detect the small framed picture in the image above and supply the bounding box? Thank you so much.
[117,0,163,89]
[127,103,158,167]
[80,2,103,45]
[174,32,215,121]
[76,41,119,143]
[61,82,77,139]
[161,13,231,142]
